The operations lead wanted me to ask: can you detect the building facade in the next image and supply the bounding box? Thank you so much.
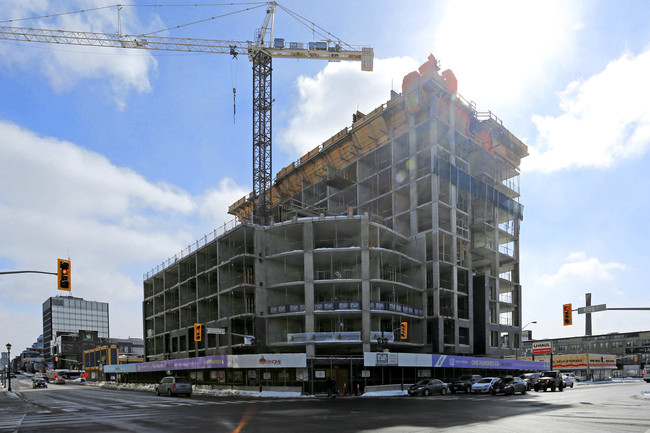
[42,295,109,366]
[143,54,528,385]
[523,330,650,379]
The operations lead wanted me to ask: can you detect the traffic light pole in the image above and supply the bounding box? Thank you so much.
[0,271,56,275]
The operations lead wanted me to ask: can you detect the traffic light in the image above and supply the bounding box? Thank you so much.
[193,323,202,342]
[57,258,71,291]
[400,321,408,340]
[563,303,573,326]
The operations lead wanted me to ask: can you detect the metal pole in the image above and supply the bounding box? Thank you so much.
[586,293,592,336]
[7,348,11,392]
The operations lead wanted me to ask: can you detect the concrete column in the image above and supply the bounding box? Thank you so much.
[254,226,268,353]
[303,221,315,357]
[361,216,371,352]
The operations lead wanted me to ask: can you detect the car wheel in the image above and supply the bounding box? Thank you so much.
[156,388,160,396]
[424,389,430,396]
[559,384,564,392]
[571,383,574,388]
[440,388,447,396]
[466,385,471,393]
[534,385,539,392]
[450,388,456,394]
[167,389,172,397]
[521,387,527,395]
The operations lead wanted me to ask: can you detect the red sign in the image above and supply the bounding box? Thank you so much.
[532,341,552,354]
[82,372,88,378]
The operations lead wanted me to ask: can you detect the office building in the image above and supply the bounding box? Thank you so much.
[42,295,109,365]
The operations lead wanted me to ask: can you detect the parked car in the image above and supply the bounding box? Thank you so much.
[32,378,48,388]
[471,377,499,394]
[449,375,482,393]
[561,373,575,388]
[491,377,527,395]
[408,379,449,396]
[520,372,541,390]
[156,376,192,397]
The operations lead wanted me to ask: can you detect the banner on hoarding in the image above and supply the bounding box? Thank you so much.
[431,355,548,370]
[363,352,549,370]
[136,355,228,373]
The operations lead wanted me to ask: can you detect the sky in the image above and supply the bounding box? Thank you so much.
[2,0,650,356]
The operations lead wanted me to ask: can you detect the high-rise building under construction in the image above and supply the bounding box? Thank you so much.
[143,54,528,382]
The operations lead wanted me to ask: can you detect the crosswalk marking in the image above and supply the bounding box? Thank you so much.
[0,414,25,432]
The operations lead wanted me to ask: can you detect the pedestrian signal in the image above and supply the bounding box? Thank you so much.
[400,322,408,340]
[563,303,572,326]
[57,259,71,291]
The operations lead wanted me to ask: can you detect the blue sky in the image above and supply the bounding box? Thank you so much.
[2,0,650,355]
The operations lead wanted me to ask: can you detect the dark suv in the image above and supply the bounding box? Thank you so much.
[520,372,541,390]
[449,375,482,393]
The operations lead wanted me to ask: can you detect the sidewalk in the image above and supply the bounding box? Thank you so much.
[0,386,24,410]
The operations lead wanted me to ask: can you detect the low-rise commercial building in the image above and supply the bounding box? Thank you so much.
[523,330,650,379]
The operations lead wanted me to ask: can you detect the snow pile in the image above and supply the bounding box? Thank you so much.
[88,381,306,398]
[360,390,408,397]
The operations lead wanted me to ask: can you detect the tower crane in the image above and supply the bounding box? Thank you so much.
[0,2,373,225]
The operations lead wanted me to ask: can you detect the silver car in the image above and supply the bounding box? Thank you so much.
[471,377,499,394]
[156,376,192,397]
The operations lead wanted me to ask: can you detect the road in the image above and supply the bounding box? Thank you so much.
[2,375,650,432]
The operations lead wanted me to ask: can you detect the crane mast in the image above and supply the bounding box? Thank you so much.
[0,2,373,224]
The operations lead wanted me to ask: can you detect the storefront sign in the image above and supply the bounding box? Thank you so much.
[532,341,552,354]
[552,354,589,369]
[587,354,616,369]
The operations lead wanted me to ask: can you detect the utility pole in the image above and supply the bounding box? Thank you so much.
[585,293,592,336]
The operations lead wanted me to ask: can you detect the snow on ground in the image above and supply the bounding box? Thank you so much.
[6,377,647,399]
[87,381,307,398]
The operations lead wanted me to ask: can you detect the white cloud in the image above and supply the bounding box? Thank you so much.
[540,251,626,286]
[427,0,582,116]
[524,48,650,172]
[1,1,158,108]
[0,120,247,348]
[279,56,419,156]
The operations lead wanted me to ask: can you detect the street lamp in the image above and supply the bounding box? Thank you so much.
[6,343,11,392]
[516,321,537,360]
